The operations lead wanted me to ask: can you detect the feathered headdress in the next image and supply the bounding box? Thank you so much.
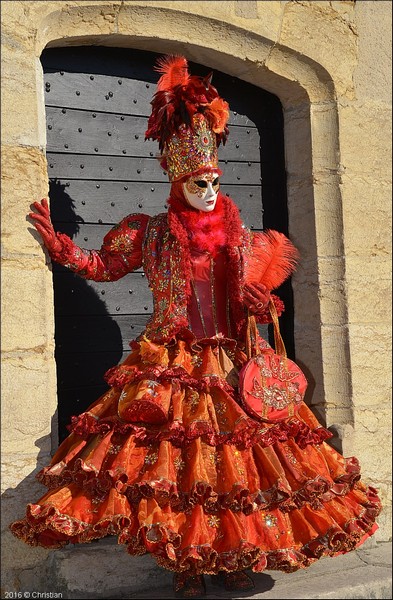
[145,55,230,181]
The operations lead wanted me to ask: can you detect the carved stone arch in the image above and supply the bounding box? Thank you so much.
[35,2,351,451]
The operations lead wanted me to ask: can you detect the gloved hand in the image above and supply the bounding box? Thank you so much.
[29,198,62,254]
[243,282,271,314]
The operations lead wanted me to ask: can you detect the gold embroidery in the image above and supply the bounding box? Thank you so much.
[191,354,203,367]
[186,389,200,413]
[207,515,220,528]
[174,456,185,472]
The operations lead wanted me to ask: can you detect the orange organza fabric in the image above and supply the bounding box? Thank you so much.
[10,336,381,575]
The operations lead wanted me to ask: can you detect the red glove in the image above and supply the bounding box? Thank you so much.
[243,282,271,315]
[29,198,62,253]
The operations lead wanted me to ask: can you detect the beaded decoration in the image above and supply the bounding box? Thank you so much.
[165,114,218,182]
[145,55,229,181]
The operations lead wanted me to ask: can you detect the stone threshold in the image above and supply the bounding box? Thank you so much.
[43,539,392,599]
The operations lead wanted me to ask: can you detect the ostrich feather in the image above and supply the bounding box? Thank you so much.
[205,97,230,134]
[145,55,230,149]
[245,230,299,291]
[155,55,189,92]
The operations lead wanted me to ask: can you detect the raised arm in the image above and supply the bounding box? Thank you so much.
[29,198,150,282]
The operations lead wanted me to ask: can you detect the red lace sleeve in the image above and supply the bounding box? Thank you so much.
[48,214,150,281]
[254,294,285,324]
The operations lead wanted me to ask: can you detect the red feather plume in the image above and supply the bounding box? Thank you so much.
[244,230,299,291]
[155,55,189,92]
[145,54,229,151]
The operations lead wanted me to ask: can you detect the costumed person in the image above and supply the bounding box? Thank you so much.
[11,56,381,598]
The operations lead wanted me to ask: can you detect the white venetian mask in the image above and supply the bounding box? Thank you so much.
[182,172,220,212]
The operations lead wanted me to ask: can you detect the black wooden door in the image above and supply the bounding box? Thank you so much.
[41,47,292,442]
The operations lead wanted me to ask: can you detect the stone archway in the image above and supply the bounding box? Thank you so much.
[33,2,351,451]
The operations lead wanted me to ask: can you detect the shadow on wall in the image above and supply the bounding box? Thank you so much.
[2,428,57,591]
[49,179,124,443]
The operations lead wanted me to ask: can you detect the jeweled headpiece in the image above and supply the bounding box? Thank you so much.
[145,55,230,182]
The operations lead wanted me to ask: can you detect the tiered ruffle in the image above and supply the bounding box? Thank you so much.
[10,336,381,574]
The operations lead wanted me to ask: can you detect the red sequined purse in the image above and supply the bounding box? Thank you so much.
[239,300,308,422]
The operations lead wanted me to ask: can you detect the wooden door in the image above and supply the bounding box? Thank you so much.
[41,47,292,442]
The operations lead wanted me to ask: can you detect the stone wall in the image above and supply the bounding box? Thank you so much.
[1,0,391,594]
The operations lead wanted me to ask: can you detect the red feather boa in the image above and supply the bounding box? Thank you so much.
[168,192,227,256]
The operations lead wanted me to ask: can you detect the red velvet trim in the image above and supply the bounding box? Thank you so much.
[35,444,363,523]
[65,407,332,450]
[279,459,362,513]
[130,488,381,574]
[103,363,234,395]
[9,502,132,548]
[104,363,167,388]
[123,477,291,515]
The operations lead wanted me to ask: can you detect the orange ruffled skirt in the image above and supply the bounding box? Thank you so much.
[10,336,381,574]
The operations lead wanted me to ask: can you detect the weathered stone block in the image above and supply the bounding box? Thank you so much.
[338,103,392,178]
[116,2,277,79]
[235,0,259,20]
[352,378,392,408]
[292,264,321,326]
[354,0,393,103]
[348,323,392,400]
[325,422,355,457]
[1,2,38,49]
[1,146,49,255]
[318,258,347,327]
[1,353,57,455]
[287,177,346,259]
[319,326,352,407]
[311,103,341,173]
[352,422,392,482]
[287,178,317,257]
[341,173,392,258]
[345,256,391,324]
[266,45,332,105]
[279,0,357,97]
[284,105,313,178]
[1,529,49,594]
[1,47,46,147]
[1,264,55,353]
[1,454,52,495]
[36,1,121,50]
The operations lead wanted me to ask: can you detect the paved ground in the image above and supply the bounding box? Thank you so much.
[46,538,391,599]
[109,542,392,600]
